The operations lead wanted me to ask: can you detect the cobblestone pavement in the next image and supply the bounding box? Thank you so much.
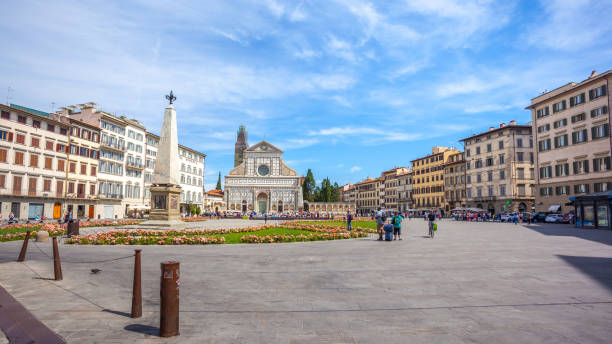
[79,219,285,235]
[1,220,611,343]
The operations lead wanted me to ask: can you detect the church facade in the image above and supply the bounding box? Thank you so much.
[224,140,303,213]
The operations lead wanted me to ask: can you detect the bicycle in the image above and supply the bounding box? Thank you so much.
[428,221,435,238]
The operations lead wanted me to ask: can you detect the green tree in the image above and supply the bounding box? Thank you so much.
[215,172,222,190]
[303,169,316,201]
[196,206,201,215]
[189,204,196,215]
[331,182,340,202]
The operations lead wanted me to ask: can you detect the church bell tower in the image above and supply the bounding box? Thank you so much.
[234,125,248,167]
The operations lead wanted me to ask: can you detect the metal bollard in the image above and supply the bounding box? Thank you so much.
[160,261,180,337]
[17,231,31,262]
[52,237,63,281]
[131,249,142,318]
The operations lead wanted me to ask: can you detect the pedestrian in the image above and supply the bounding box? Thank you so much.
[9,211,15,224]
[264,212,268,224]
[391,211,403,240]
[63,211,69,224]
[375,207,384,241]
[346,211,353,231]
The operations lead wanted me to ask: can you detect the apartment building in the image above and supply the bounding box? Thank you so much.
[204,189,225,213]
[380,167,410,212]
[355,177,381,216]
[396,170,413,212]
[339,183,357,204]
[460,121,535,214]
[411,147,459,214]
[0,104,108,219]
[527,70,611,213]
[444,151,466,210]
[123,121,146,212]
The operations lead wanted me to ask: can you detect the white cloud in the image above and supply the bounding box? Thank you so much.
[350,166,362,173]
[436,76,495,98]
[294,49,321,59]
[308,126,423,143]
[464,104,514,114]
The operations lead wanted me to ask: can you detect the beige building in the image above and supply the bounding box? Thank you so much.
[411,147,459,213]
[460,121,535,214]
[380,167,410,212]
[444,151,466,210]
[339,183,357,204]
[204,189,225,213]
[355,177,381,216]
[526,70,611,213]
[396,170,413,212]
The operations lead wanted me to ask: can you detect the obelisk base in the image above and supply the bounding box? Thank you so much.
[142,185,183,227]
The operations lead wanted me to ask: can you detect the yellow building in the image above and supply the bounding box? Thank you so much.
[411,147,460,214]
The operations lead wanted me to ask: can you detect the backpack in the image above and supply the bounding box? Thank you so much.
[394,216,400,226]
[381,215,387,222]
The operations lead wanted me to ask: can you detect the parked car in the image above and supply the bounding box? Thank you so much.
[532,212,549,223]
[500,213,511,222]
[544,214,564,223]
[561,213,574,224]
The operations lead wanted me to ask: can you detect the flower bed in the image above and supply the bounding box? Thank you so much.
[0,223,65,242]
[182,217,208,222]
[65,224,369,245]
[78,219,144,227]
[289,220,377,232]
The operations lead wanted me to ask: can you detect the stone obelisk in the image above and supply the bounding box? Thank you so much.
[145,91,183,226]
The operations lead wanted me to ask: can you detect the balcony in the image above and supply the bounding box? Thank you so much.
[99,193,123,199]
[126,161,144,169]
[473,196,496,202]
[101,141,126,151]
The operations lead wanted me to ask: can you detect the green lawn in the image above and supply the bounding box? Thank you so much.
[211,227,315,244]
[0,226,42,236]
[295,220,377,230]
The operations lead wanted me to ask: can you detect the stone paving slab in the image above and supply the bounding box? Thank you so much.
[79,219,284,235]
[0,220,611,343]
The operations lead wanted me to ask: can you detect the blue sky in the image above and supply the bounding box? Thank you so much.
[1,0,612,190]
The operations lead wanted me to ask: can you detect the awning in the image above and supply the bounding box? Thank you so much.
[548,205,561,212]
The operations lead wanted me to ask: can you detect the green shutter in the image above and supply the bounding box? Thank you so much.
[593,159,599,172]
[589,89,595,100]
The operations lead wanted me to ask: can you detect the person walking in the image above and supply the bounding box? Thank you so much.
[264,212,268,224]
[375,207,384,241]
[391,211,403,240]
[346,211,353,231]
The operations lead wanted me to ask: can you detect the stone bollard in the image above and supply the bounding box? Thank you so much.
[160,261,180,337]
[36,230,50,242]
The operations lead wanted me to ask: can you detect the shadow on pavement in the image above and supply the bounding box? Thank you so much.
[102,309,131,318]
[557,255,612,292]
[524,224,612,246]
[124,324,159,336]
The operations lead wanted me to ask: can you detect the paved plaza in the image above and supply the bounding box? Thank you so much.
[0,220,611,343]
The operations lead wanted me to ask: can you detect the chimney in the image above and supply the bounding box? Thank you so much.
[509,120,516,125]
[589,70,598,78]
[500,123,506,128]
[489,126,494,131]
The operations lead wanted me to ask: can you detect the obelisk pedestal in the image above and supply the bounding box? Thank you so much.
[142,96,183,227]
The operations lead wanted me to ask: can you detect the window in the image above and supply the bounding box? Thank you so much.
[14,151,24,165]
[0,110,9,120]
[488,186,494,196]
[466,149,470,157]
[28,178,36,194]
[553,118,567,129]
[44,157,52,169]
[538,124,550,133]
[517,152,524,162]
[516,138,523,147]
[17,115,26,124]
[569,93,585,107]
[476,174,482,183]
[573,160,589,174]
[592,157,611,172]
[69,162,76,173]
[486,157,493,166]
[477,188,482,197]
[476,146,481,155]
[538,139,551,151]
[500,185,506,196]
[500,170,505,180]
[60,127,67,135]
[572,129,588,144]
[552,100,567,113]
[536,107,550,118]
[571,113,586,123]
[467,189,472,198]
[43,179,51,192]
[31,137,40,147]
[13,176,22,194]
[45,140,53,150]
[592,124,609,139]
[33,120,41,129]
[90,184,95,195]
[91,165,97,176]
[16,134,25,144]
[555,186,570,195]
[466,175,471,184]
[57,159,65,171]
[68,182,75,194]
[594,182,611,192]
[0,174,5,188]
[80,164,87,175]
[56,181,63,196]
[0,149,6,163]
[590,106,608,118]
[499,154,505,164]
[554,163,569,177]
[487,171,493,181]
[554,134,568,148]
[486,144,491,152]
[517,168,525,179]
[539,166,553,178]
[498,141,503,149]
[47,124,55,132]
[540,187,553,196]
[574,184,589,194]
[589,85,607,100]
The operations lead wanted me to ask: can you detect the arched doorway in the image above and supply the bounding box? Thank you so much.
[476,203,483,210]
[257,193,268,213]
[278,200,283,213]
[487,203,495,214]
[242,200,247,213]
[304,203,309,212]
[518,202,527,212]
